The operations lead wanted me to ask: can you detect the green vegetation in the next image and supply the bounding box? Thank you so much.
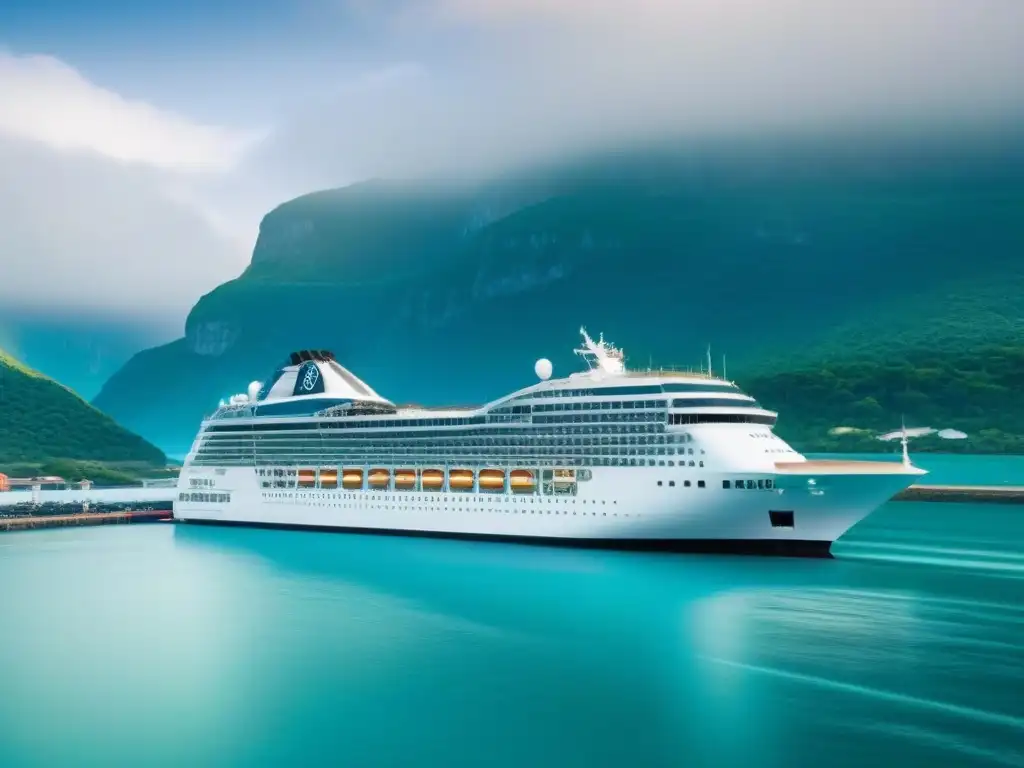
[92,141,1024,454]
[747,345,1024,454]
[0,460,179,487]
[0,349,167,471]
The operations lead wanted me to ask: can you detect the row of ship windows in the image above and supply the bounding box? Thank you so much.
[196,458,706,472]
[546,398,758,412]
[198,451,709,464]
[199,435,706,449]
[656,480,705,488]
[725,479,775,490]
[176,480,773,504]
[206,420,681,436]
[502,413,662,424]
[508,383,742,399]
[669,413,775,426]
[203,437,788,457]
[200,438,700,449]
[655,479,774,489]
[255,469,596,478]
[202,437,704,450]
[195,444,704,456]
[493,397,755,415]
[264,493,605,503]
[216,412,774,435]
[201,432,691,451]
[242,448,704,466]
[261,493,637,514]
[204,408,765,434]
[180,492,231,503]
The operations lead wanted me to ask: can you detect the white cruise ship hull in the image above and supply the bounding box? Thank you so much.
[176,335,927,558]
[174,461,922,557]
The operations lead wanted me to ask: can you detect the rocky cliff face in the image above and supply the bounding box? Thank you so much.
[93,139,1024,455]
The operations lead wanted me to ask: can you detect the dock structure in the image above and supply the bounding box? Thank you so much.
[894,484,1024,504]
[0,509,172,532]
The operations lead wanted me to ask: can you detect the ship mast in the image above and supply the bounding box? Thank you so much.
[901,416,912,468]
[576,326,626,375]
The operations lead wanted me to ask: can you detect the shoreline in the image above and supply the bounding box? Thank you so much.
[893,484,1024,504]
[0,509,173,532]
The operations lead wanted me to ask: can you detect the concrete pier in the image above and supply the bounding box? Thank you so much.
[0,509,172,532]
[893,484,1024,504]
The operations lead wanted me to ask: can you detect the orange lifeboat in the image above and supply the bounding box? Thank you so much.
[510,469,536,493]
[448,469,474,491]
[368,469,390,488]
[478,469,505,491]
[298,469,316,488]
[394,469,416,489]
[319,469,338,489]
[421,469,444,490]
[342,469,364,490]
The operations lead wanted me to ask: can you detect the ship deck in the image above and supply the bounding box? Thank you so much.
[775,460,927,476]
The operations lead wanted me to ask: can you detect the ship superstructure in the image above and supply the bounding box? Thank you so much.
[174,330,925,556]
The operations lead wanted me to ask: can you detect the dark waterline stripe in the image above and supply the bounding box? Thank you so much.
[176,518,833,558]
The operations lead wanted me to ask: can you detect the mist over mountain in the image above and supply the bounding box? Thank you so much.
[0,310,175,400]
[90,132,1024,455]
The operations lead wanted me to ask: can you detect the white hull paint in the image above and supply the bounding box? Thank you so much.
[174,464,918,553]
[173,331,926,557]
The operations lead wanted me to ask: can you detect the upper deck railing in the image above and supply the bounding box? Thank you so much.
[622,366,724,380]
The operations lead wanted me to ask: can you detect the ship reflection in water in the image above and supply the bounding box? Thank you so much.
[1,501,1023,768]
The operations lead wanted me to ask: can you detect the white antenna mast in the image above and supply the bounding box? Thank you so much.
[575,326,625,375]
[900,414,911,467]
[706,344,713,377]
[722,353,727,381]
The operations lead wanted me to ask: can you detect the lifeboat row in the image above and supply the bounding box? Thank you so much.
[295,467,538,493]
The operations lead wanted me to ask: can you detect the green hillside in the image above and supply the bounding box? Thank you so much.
[92,138,1024,454]
[747,345,1024,455]
[0,348,167,469]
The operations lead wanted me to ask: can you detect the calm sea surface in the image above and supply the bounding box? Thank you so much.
[1,456,1023,767]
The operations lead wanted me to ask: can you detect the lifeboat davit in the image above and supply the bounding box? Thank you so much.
[368,469,390,488]
[319,469,338,489]
[342,469,364,489]
[510,469,536,493]
[478,469,505,491]
[421,469,444,490]
[448,469,474,490]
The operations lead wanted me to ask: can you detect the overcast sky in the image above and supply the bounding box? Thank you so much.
[1,0,1023,329]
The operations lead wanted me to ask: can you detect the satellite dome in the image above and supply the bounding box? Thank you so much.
[247,381,262,402]
[535,358,553,380]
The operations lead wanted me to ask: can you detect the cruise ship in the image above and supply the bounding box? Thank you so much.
[173,328,925,556]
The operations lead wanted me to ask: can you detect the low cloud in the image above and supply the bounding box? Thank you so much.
[2,1,1024,326]
[0,52,255,321]
[0,136,248,322]
[265,0,1024,180]
[0,52,259,171]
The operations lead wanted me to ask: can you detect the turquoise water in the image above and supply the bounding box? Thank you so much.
[2,495,1024,767]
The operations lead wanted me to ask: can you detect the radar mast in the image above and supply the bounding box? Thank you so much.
[575,326,625,375]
